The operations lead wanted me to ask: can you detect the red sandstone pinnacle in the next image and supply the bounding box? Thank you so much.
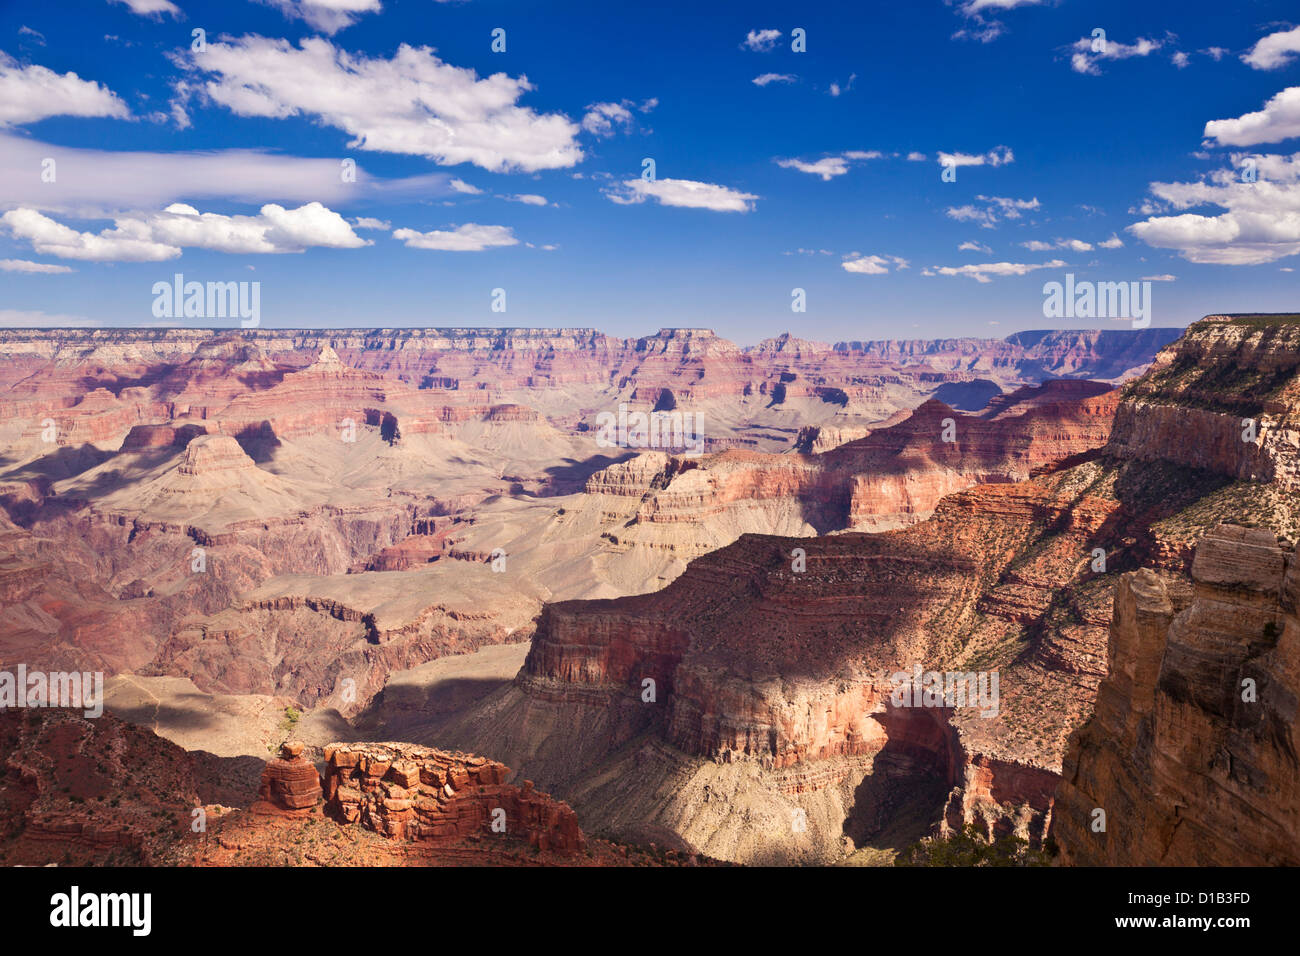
[322,743,586,855]
[256,741,322,813]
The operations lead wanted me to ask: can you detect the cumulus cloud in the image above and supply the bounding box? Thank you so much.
[945,194,1039,227]
[906,151,927,162]
[0,258,74,273]
[1242,26,1300,70]
[581,101,632,137]
[742,29,781,52]
[504,193,547,206]
[180,35,582,172]
[258,0,384,34]
[2,201,370,261]
[109,0,181,16]
[775,151,882,180]
[391,222,518,251]
[448,178,482,195]
[351,216,389,230]
[936,145,1013,168]
[842,253,908,274]
[0,53,130,126]
[923,258,1066,283]
[1098,234,1124,248]
[1128,152,1300,264]
[958,240,992,253]
[1204,86,1300,147]
[949,0,1044,43]
[603,177,758,212]
[1070,35,1164,75]
[753,73,796,86]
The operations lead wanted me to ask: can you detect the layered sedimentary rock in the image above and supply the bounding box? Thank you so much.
[1054,525,1300,865]
[585,379,1119,551]
[436,315,1300,863]
[0,708,259,865]
[255,741,322,814]
[323,742,585,854]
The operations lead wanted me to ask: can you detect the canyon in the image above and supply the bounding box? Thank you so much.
[2,318,1297,866]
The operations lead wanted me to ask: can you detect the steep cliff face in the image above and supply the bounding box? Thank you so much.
[1107,315,1300,489]
[1054,525,1300,865]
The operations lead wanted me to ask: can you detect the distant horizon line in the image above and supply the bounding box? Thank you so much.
[0,323,1194,352]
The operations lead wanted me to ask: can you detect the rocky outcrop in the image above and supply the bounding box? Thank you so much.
[254,741,321,814]
[1054,525,1300,865]
[322,742,585,854]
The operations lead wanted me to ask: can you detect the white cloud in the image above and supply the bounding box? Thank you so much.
[182,35,582,172]
[958,240,992,253]
[775,151,882,180]
[0,258,74,273]
[1243,26,1300,70]
[351,216,389,230]
[1020,240,1053,251]
[743,29,781,52]
[109,0,181,16]
[2,201,370,261]
[950,0,1043,43]
[505,193,547,206]
[1204,46,1229,61]
[582,101,633,137]
[1128,152,1300,264]
[1070,35,1163,75]
[258,1,383,34]
[1172,51,1190,69]
[959,0,1044,12]
[604,177,758,212]
[0,131,456,214]
[1142,274,1177,281]
[906,151,927,162]
[392,222,518,251]
[1098,234,1124,248]
[924,258,1066,283]
[842,253,908,274]
[829,74,856,97]
[449,178,482,195]
[936,145,1013,168]
[753,73,796,86]
[945,194,1039,227]
[0,53,130,126]
[1204,86,1300,146]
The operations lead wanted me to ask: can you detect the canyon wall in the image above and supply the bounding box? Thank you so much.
[1054,525,1300,865]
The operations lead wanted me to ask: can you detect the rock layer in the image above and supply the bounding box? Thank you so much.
[1054,525,1300,865]
[323,742,585,854]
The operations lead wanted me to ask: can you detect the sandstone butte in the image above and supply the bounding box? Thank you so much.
[428,314,1300,865]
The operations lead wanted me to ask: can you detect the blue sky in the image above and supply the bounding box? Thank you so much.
[0,0,1297,342]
